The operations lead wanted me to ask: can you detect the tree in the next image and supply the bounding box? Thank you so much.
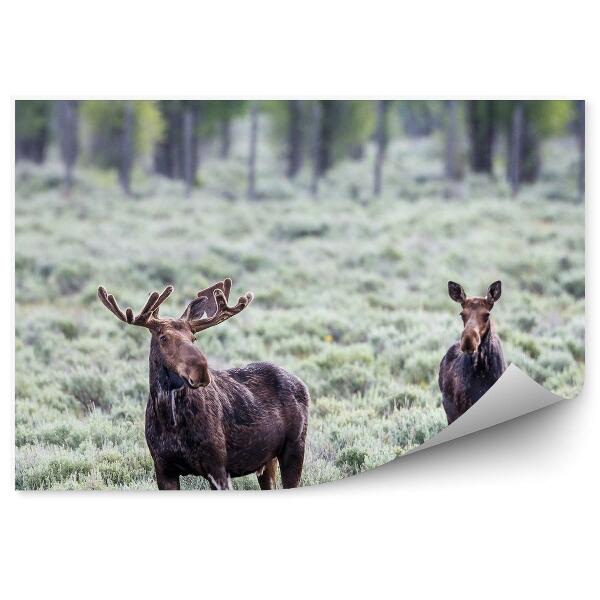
[219,116,232,159]
[55,100,79,191]
[501,100,573,194]
[313,101,376,178]
[467,100,495,174]
[507,102,541,192]
[216,101,246,159]
[81,101,164,195]
[154,101,183,179]
[247,103,259,200]
[15,101,51,163]
[398,101,438,137]
[310,102,322,197]
[507,101,525,195]
[154,101,245,189]
[576,100,585,197]
[118,102,135,195]
[317,101,337,175]
[373,100,390,197]
[286,100,304,179]
[261,100,306,179]
[182,103,199,197]
[444,100,463,182]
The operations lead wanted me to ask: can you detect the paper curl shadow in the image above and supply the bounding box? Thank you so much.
[406,363,564,456]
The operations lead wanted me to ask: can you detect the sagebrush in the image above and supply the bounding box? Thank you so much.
[15,136,584,489]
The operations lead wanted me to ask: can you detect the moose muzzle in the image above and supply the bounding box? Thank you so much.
[460,328,481,355]
[176,344,211,389]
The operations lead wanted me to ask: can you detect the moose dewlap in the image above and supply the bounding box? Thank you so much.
[97,278,310,490]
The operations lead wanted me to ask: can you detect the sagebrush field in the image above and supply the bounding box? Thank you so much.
[15,136,584,490]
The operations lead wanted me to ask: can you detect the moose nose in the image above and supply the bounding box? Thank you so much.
[185,367,211,388]
[461,331,480,354]
[186,376,207,389]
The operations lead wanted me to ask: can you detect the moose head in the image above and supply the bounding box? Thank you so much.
[448,280,502,354]
[98,278,253,389]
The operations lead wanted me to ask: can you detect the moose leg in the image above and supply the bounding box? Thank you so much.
[279,436,306,489]
[206,468,232,490]
[257,458,278,490]
[154,463,180,490]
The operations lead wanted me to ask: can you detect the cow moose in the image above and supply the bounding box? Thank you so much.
[97,278,310,490]
[439,281,507,424]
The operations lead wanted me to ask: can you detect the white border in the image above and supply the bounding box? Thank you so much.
[2,2,596,599]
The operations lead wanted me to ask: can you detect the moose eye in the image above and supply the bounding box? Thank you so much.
[482,313,490,321]
[160,335,168,343]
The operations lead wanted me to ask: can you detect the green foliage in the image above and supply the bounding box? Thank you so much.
[529,101,574,136]
[322,100,377,163]
[495,100,574,137]
[198,100,247,137]
[15,100,51,139]
[336,101,377,150]
[14,133,583,490]
[81,100,164,167]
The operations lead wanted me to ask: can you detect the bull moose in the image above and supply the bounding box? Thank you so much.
[97,278,310,490]
[439,280,507,424]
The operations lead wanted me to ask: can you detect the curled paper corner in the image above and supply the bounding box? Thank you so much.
[406,364,565,456]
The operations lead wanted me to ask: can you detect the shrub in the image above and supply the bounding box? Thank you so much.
[335,447,368,475]
[51,262,92,295]
[62,369,114,412]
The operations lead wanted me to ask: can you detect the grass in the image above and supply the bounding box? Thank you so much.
[15,135,584,490]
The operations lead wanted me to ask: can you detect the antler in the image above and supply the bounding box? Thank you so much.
[188,287,253,333]
[97,285,174,327]
[192,278,232,319]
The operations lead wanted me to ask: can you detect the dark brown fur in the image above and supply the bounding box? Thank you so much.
[98,279,309,490]
[439,281,506,424]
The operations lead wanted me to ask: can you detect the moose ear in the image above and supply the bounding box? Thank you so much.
[181,296,211,322]
[486,280,502,304]
[448,281,466,304]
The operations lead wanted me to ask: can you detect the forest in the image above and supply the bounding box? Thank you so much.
[15,100,584,199]
[15,100,585,489]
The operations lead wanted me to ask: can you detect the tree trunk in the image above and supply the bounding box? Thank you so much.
[348,144,364,160]
[508,102,540,195]
[467,100,494,173]
[153,142,169,176]
[373,100,389,197]
[577,100,585,198]
[287,100,303,179]
[247,104,259,200]
[508,101,524,196]
[220,116,232,159]
[169,111,182,180]
[444,100,462,181]
[318,101,336,175]
[154,109,180,178]
[118,102,134,195]
[56,100,79,192]
[520,116,540,183]
[310,101,322,197]
[182,107,197,197]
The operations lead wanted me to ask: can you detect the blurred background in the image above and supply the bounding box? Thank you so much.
[15,100,585,490]
[15,100,584,200]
